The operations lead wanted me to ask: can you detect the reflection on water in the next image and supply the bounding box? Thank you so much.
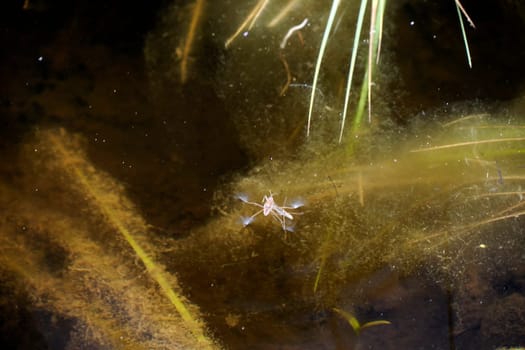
[1,0,525,349]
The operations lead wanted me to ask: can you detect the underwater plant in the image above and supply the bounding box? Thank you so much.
[0,129,218,349]
[10,106,524,347]
[1,0,523,348]
[142,0,524,347]
[332,307,391,336]
[220,0,475,143]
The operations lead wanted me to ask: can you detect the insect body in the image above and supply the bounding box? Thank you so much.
[237,192,303,232]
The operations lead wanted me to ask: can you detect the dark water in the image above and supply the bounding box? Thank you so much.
[1,0,525,349]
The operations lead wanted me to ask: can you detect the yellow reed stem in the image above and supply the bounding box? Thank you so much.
[225,0,269,48]
[180,0,205,84]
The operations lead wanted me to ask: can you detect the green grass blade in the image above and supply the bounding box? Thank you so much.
[366,0,378,123]
[307,0,341,137]
[334,308,392,336]
[339,0,368,143]
[313,258,325,293]
[361,320,392,330]
[376,0,387,63]
[455,0,473,68]
[353,70,369,133]
[333,308,362,334]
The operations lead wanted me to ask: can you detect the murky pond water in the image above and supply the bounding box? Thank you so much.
[1,1,525,349]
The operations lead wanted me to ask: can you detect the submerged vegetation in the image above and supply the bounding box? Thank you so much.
[333,307,391,335]
[202,113,525,297]
[0,129,217,349]
[1,0,524,348]
[153,0,475,144]
[2,114,523,347]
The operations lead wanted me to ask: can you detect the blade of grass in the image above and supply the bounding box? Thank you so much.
[307,0,341,137]
[313,258,324,293]
[333,308,362,334]
[366,0,378,124]
[225,0,269,48]
[339,0,368,143]
[267,0,300,28]
[333,308,391,335]
[341,0,386,142]
[361,320,392,330]
[366,0,387,124]
[375,0,387,63]
[455,0,476,28]
[345,69,369,154]
[455,0,473,68]
[350,69,369,139]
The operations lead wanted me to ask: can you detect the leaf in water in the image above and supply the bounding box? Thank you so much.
[332,308,362,334]
[361,320,392,331]
[333,308,391,335]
